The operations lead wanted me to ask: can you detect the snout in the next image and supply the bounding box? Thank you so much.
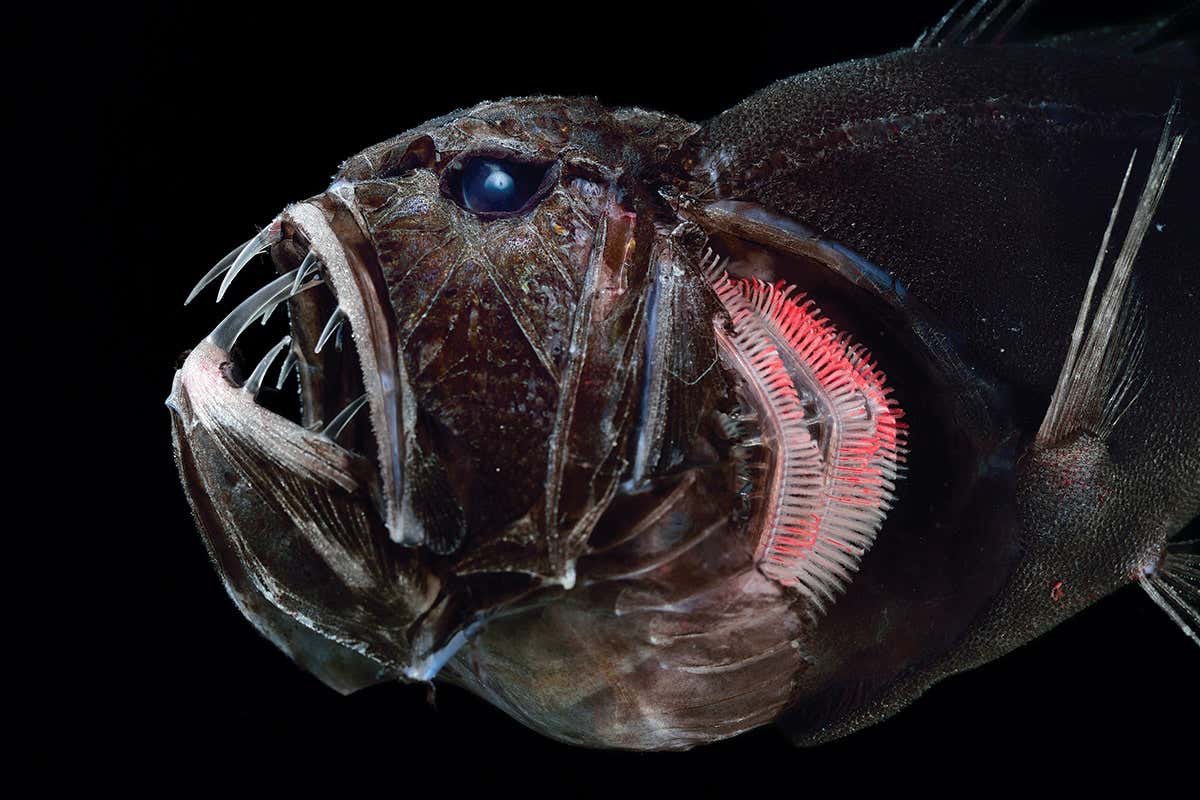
[168,189,496,683]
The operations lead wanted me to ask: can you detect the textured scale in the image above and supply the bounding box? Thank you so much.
[167,1,1199,752]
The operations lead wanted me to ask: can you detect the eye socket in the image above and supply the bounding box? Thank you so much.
[447,156,555,216]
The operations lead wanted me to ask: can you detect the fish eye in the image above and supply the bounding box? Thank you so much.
[448,156,555,216]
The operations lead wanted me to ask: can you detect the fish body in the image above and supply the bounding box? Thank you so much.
[168,6,1199,749]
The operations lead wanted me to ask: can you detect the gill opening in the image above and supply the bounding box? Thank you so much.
[704,251,906,612]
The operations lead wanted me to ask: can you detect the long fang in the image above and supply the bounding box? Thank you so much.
[315,308,348,354]
[322,394,369,441]
[185,236,255,305]
[206,269,298,352]
[242,336,291,397]
[215,222,281,302]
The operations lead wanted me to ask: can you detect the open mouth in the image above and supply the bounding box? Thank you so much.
[175,192,413,547]
[264,209,379,507]
[170,190,494,680]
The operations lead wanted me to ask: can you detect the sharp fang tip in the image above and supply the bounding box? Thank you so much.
[322,393,369,441]
[291,251,319,297]
[315,308,348,354]
[185,237,253,306]
[262,275,326,327]
[275,345,299,391]
[243,336,292,397]
[206,268,299,352]
[215,222,281,303]
[268,249,318,326]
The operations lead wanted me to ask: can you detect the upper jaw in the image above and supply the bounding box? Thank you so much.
[172,189,415,544]
[171,184,618,681]
[167,183,709,683]
[281,193,421,548]
[167,190,464,679]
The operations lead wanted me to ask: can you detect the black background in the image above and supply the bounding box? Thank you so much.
[40,0,1199,790]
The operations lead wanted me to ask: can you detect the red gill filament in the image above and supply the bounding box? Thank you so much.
[710,269,906,611]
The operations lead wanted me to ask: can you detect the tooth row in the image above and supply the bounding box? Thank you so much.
[189,239,364,445]
[185,220,282,305]
[242,336,291,397]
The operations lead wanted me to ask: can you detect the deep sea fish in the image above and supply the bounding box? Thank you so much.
[167,1,1198,749]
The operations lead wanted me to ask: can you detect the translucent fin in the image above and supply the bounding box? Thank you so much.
[1036,101,1184,448]
[914,0,1035,48]
[1140,536,1200,647]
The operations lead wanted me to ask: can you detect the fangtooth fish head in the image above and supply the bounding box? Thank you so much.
[168,70,1199,750]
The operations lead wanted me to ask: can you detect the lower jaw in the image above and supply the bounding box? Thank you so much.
[440,546,808,750]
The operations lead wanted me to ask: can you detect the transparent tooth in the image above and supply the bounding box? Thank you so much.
[207,269,298,352]
[259,275,324,326]
[315,308,348,354]
[259,296,282,326]
[242,336,292,397]
[215,222,282,303]
[185,236,256,305]
[322,394,368,441]
[290,251,319,297]
[261,269,310,327]
[275,345,299,391]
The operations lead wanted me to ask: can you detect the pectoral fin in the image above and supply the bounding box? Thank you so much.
[1036,101,1182,447]
[1032,99,1195,646]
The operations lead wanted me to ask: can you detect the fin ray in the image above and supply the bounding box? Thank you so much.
[1036,100,1184,448]
[915,0,1036,48]
[1141,535,1200,648]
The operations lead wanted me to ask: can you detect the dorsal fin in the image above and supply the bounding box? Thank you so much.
[914,0,1037,48]
[915,0,1198,68]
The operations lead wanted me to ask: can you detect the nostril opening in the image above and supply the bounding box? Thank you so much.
[379,134,437,178]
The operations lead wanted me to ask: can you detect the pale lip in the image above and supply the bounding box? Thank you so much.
[167,189,470,681]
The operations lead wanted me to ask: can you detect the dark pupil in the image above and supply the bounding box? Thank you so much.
[461,158,539,214]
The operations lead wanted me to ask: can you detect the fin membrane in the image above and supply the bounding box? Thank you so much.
[1036,100,1184,448]
[914,0,1037,48]
[1140,535,1200,647]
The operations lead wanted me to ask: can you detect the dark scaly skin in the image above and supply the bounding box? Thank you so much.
[169,38,1199,750]
[685,45,1199,742]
